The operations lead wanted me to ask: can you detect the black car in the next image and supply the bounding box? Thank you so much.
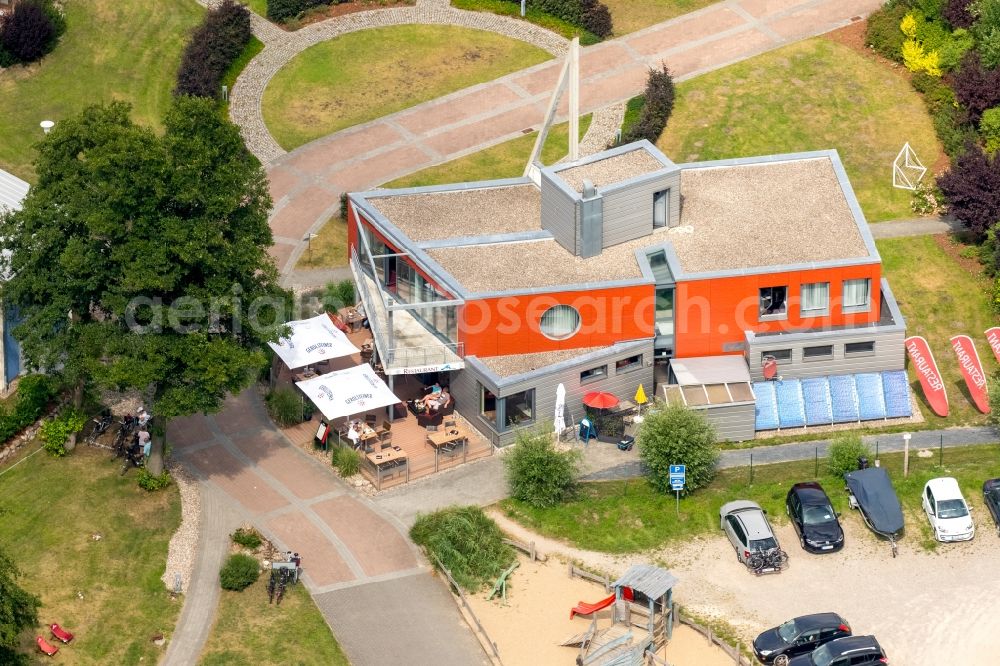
[753,613,851,665]
[786,482,845,553]
[788,635,887,665]
[983,478,1000,536]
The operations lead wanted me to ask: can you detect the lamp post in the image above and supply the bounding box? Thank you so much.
[903,432,911,477]
[40,120,55,134]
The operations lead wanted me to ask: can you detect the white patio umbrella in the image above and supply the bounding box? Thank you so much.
[268,314,359,370]
[554,383,567,435]
[295,364,401,421]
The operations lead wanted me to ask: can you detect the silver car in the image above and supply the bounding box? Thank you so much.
[720,500,781,564]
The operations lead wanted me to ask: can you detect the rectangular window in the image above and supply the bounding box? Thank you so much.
[501,390,534,431]
[480,385,497,428]
[845,341,875,356]
[800,282,829,313]
[843,278,871,311]
[766,349,792,362]
[616,354,643,373]
[653,190,668,228]
[803,345,833,360]
[759,286,787,318]
[580,365,608,383]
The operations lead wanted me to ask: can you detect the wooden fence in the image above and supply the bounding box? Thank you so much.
[502,538,546,562]
[568,562,612,592]
[432,555,503,666]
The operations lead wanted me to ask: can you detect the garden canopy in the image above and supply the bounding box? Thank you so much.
[295,364,400,421]
[268,314,359,369]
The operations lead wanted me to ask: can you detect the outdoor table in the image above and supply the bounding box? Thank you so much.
[427,426,470,450]
[293,369,318,383]
[340,308,364,332]
[366,447,406,467]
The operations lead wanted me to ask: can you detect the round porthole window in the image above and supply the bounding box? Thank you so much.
[539,305,581,340]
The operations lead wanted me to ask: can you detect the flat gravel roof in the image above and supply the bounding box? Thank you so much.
[478,345,613,378]
[673,158,869,273]
[556,149,667,193]
[368,185,541,242]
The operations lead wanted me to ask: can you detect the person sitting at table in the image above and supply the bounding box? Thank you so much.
[346,422,361,447]
[418,386,450,412]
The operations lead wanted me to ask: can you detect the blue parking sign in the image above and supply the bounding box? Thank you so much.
[669,464,686,490]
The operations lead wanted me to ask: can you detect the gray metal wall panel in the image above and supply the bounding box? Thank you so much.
[601,172,680,248]
[456,341,656,447]
[540,171,578,254]
[747,328,906,381]
[687,403,756,442]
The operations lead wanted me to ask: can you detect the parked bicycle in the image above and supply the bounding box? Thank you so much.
[111,414,138,460]
[84,411,114,446]
[746,548,789,575]
[119,443,145,476]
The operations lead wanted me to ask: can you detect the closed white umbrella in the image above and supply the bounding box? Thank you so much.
[554,383,566,435]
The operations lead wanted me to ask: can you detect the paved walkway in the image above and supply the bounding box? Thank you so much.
[868,215,960,238]
[248,0,883,273]
[165,389,487,666]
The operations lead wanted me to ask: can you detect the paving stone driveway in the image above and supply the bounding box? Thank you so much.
[168,389,487,665]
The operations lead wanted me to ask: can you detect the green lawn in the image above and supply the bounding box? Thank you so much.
[0,446,182,664]
[199,577,349,665]
[501,443,1000,555]
[244,0,268,16]
[877,235,998,427]
[603,0,717,35]
[296,215,349,269]
[658,38,943,222]
[383,114,591,188]
[262,24,551,150]
[0,0,203,181]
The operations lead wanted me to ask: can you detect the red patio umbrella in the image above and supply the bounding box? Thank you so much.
[583,391,619,410]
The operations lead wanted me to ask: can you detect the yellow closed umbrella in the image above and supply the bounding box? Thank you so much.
[635,384,648,405]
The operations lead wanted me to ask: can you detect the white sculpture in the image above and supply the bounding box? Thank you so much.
[892,142,927,190]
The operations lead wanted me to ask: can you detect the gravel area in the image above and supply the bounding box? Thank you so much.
[160,462,201,594]
[556,148,667,192]
[478,345,611,377]
[576,101,627,158]
[368,185,541,241]
[674,158,870,273]
[428,225,672,290]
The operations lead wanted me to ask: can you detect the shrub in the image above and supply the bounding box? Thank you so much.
[265,387,304,427]
[944,0,976,28]
[0,374,56,446]
[38,408,86,457]
[981,106,1000,152]
[865,2,909,60]
[620,64,675,144]
[410,506,515,592]
[0,0,65,65]
[504,429,579,508]
[324,279,355,310]
[333,446,361,477]
[938,144,1000,238]
[827,434,873,477]
[952,51,1000,123]
[267,0,330,23]
[137,468,172,491]
[497,0,613,38]
[637,402,718,493]
[231,527,263,549]
[972,0,1000,67]
[175,0,252,99]
[219,553,260,591]
[0,548,40,663]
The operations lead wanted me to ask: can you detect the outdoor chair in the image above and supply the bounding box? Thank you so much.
[381,441,392,450]
[382,420,391,432]
[50,624,74,644]
[443,418,456,429]
[380,431,393,446]
[365,414,377,428]
[36,636,58,657]
[426,424,439,432]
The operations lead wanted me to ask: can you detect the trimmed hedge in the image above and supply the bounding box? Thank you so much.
[619,64,675,144]
[175,0,252,99]
[864,2,908,61]
[0,375,56,446]
[499,0,612,38]
[0,0,66,67]
[267,0,335,23]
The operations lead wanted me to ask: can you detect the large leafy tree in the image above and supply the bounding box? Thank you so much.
[0,98,285,474]
[0,548,40,665]
[938,144,1000,239]
[637,402,719,493]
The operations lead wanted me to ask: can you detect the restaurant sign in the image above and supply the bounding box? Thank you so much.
[986,327,1000,364]
[905,336,949,417]
[389,361,465,376]
[950,335,990,414]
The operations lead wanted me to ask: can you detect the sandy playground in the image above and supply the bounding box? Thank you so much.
[466,554,735,666]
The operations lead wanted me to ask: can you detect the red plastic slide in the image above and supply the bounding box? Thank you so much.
[570,593,615,620]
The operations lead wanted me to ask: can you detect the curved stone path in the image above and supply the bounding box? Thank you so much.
[163,389,487,666]
[228,0,569,163]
